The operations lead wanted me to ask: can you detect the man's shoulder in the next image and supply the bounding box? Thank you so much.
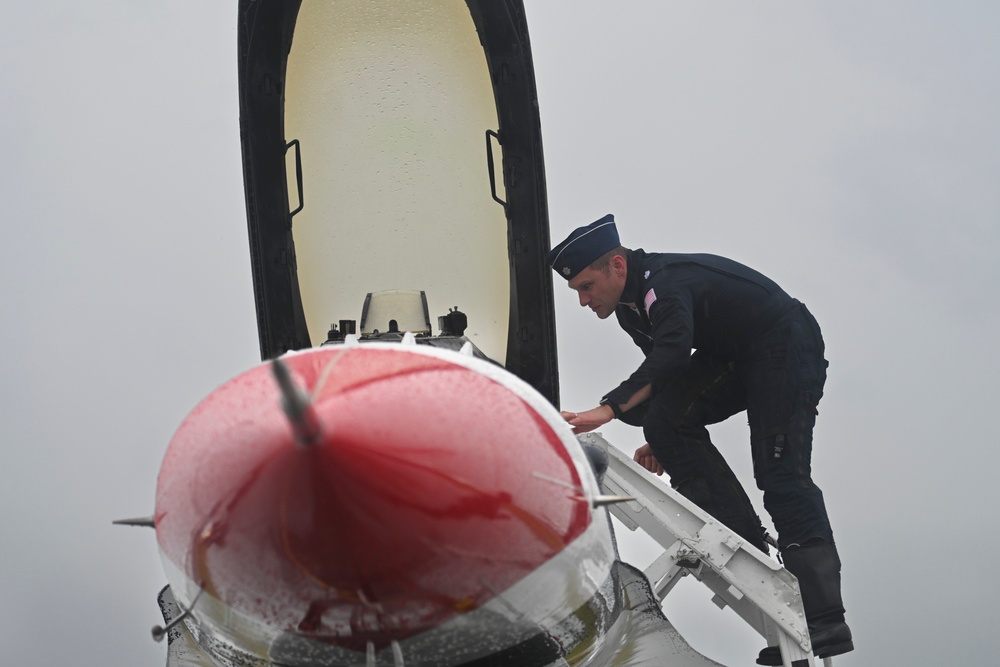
[631,251,709,279]
[636,252,759,277]
[640,252,789,303]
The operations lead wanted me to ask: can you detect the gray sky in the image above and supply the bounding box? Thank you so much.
[2,2,998,666]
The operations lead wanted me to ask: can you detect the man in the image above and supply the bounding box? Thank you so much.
[546,214,853,664]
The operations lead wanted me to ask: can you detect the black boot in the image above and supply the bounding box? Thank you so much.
[756,542,853,665]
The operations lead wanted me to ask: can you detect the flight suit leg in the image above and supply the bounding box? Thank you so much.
[641,351,769,553]
[741,304,834,548]
[736,304,852,664]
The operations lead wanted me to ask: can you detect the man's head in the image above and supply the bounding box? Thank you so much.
[546,214,628,319]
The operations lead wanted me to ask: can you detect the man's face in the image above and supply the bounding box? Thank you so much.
[567,261,626,319]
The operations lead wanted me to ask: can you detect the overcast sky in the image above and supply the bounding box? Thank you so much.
[2,2,998,666]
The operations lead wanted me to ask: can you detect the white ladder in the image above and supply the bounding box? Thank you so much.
[583,433,835,667]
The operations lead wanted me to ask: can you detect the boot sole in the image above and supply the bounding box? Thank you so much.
[756,640,854,666]
[815,639,854,659]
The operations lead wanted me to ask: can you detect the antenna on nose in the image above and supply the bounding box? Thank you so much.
[271,358,322,446]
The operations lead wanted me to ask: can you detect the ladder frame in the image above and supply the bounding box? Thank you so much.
[585,433,827,667]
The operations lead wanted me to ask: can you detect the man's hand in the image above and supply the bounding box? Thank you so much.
[633,443,664,475]
[559,405,614,434]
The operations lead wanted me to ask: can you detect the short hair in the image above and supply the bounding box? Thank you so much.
[588,246,628,274]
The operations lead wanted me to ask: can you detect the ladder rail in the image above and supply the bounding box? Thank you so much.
[584,433,820,667]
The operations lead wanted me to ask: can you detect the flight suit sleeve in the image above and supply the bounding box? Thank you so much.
[602,285,694,407]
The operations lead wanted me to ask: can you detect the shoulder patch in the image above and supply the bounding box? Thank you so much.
[643,288,657,314]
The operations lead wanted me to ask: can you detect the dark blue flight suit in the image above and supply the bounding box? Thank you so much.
[603,249,834,552]
[594,247,852,662]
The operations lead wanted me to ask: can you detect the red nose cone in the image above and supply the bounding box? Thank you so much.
[155,346,589,649]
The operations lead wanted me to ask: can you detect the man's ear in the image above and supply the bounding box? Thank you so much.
[611,253,627,278]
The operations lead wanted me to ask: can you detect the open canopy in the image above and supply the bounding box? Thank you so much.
[237,0,559,405]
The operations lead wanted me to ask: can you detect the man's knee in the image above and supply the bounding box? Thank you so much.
[641,401,679,436]
[752,432,814,491]
[642,400,697,449]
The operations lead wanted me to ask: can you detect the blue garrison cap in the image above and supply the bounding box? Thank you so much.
[545,214,620,280]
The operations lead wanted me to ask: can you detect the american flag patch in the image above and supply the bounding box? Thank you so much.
[644,288,657,314]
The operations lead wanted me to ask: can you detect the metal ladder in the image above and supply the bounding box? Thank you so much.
[583,433,835,667]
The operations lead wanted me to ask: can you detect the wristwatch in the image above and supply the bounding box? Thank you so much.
[600,398,624,420]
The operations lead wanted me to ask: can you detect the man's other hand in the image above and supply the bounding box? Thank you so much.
[559,405,614,434]
[633,443,664,475]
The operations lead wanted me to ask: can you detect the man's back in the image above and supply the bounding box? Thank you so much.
[618,250,796,359]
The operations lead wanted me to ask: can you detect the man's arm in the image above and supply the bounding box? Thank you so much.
[564,278,693,433]
[602,288,693,407]
[561,384,651,434]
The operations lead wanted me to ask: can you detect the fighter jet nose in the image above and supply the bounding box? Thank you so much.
[154,345,612,662]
